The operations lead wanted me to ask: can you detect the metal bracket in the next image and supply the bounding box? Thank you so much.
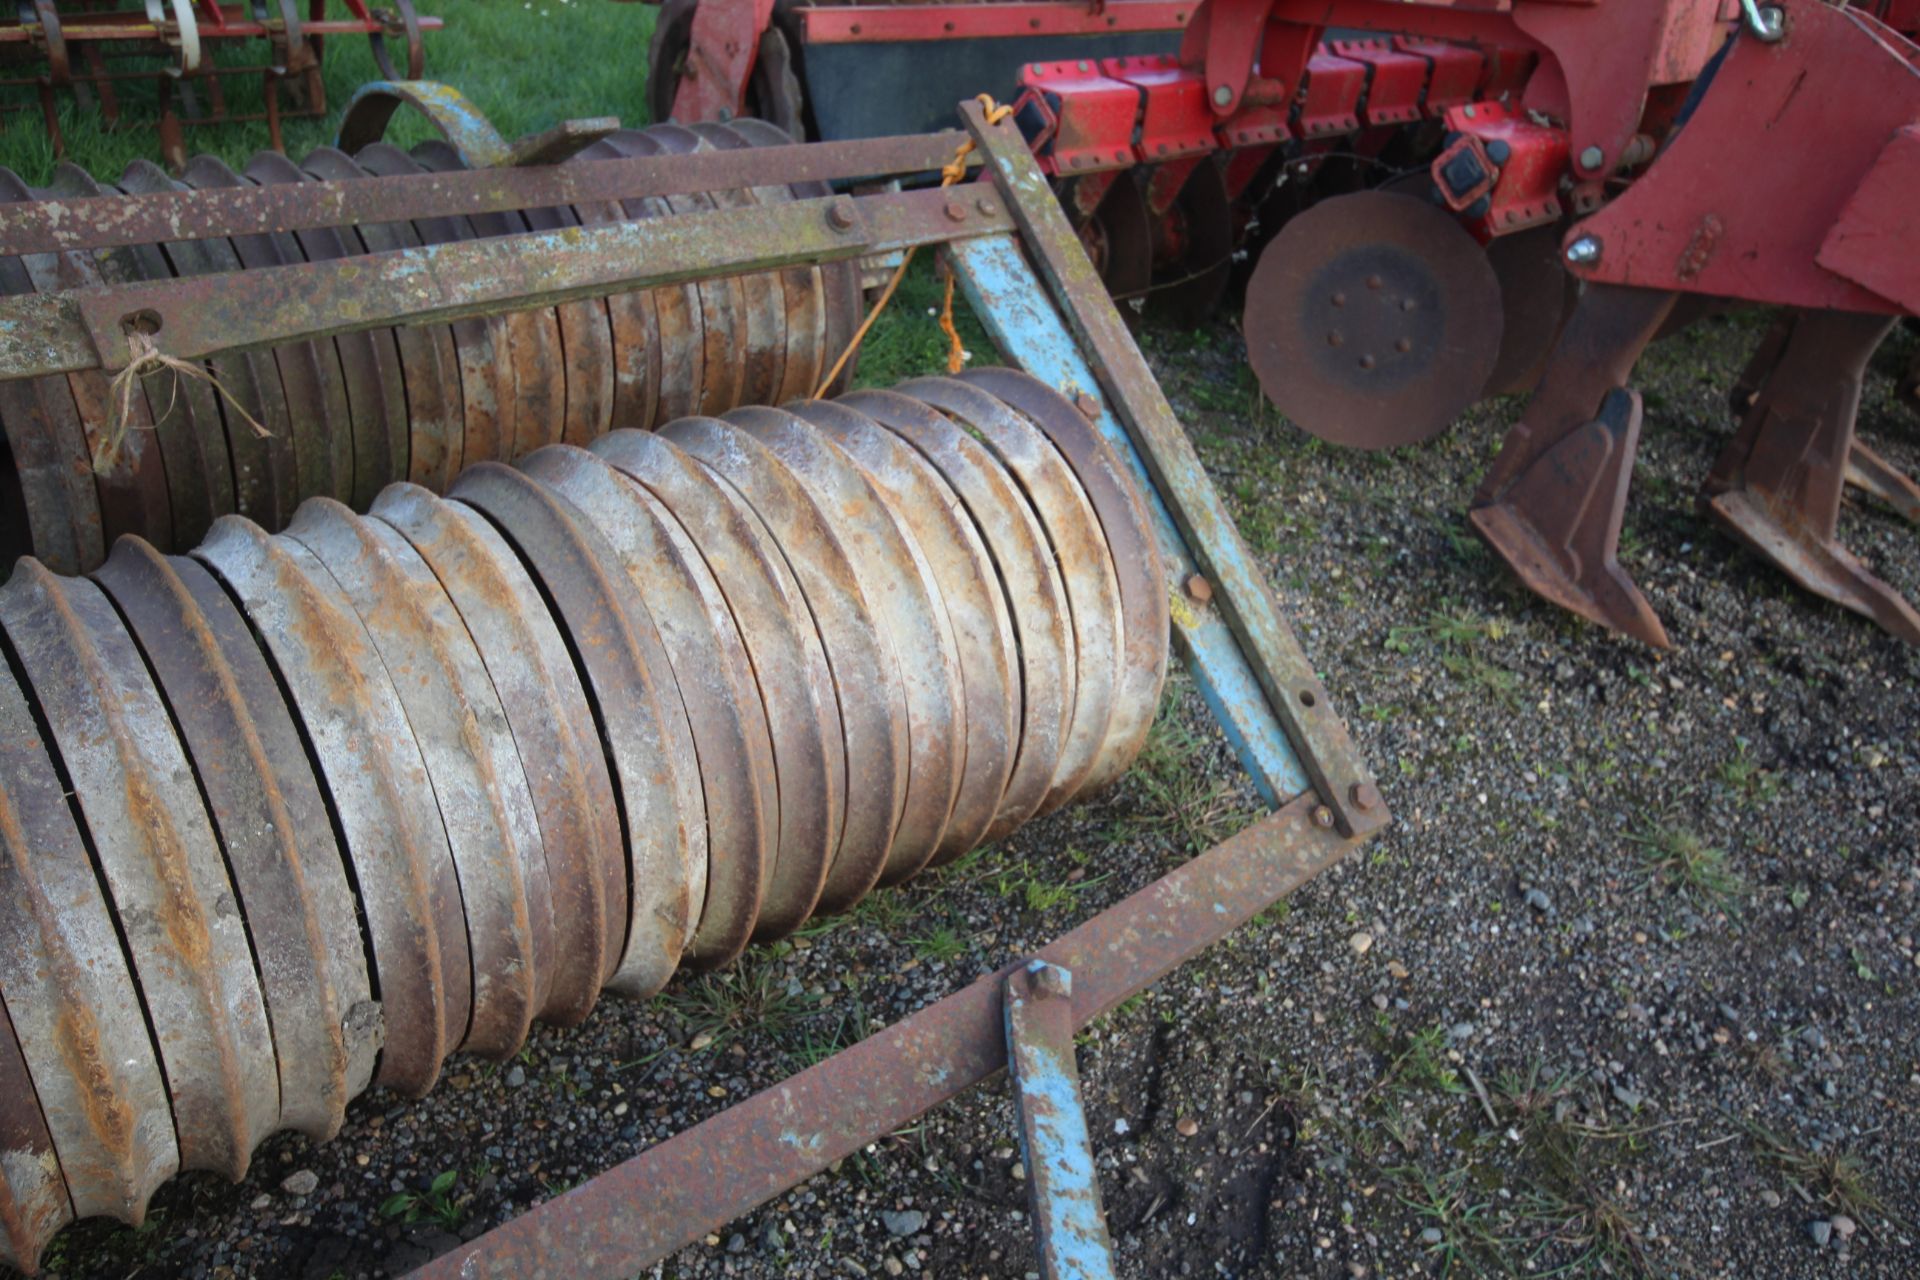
[1005,961,1117,1280]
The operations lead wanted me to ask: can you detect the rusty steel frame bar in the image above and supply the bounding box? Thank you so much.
[957,98,1383,838]
[0,132,974,256]
[0,186,1012,376]
[415,793,1362,1280]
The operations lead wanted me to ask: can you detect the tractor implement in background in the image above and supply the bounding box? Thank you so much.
[0,96,1383,1273]
[0,2,442,171]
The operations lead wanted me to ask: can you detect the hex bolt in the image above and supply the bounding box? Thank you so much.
[943,199,967,223]
[1349,782,1379,812]
[1073,391,1099,418]
[826,200,857,232]
[1213,84,1233,107]
[1184,574,1213,603]
[1564,235,1602,266]
[1578,145,1605,172]
[975,196,998,217]
[1747,1,1786,40]
[1029,960,1072,1000]
[1311,805,1336,830]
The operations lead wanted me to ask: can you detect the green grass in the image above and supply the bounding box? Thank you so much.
[1631,821,1745,909]
[0,1,659,180]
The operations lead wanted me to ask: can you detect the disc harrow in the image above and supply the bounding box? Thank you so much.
[0,370,1166,1272]
[0,122,862,578]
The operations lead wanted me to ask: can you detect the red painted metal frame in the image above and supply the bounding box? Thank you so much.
[1817,123,1920,315]
[1331,37,1428,127]
[799,0,1193,44]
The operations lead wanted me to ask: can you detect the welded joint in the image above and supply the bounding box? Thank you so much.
[1004,960,1117,1280]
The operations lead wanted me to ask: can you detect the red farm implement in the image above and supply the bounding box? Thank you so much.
[648,0,1920,650]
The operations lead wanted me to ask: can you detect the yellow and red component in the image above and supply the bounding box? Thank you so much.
[1435,100,1568,238]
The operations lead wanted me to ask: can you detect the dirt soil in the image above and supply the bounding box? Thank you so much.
[32,313,1920,1280]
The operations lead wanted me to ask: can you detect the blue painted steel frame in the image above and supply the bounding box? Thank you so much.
[951,233,1311,805]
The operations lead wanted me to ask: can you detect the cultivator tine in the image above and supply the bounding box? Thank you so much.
[1469,284,1679,648]
[1701,309,1920,644]
[1845,441,1920,525]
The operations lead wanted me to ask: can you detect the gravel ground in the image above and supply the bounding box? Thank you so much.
[31,312,1919,1280]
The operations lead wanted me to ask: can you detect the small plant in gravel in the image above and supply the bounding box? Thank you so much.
[381,1169,464,1229]
[1738,1118,1898,1230]
[1391,1164,1506,1276]
[1631,821,1745,909]
[1128,700,1262,854]
[1715,738,1780,805]
[907,922,967,963]
[661,951,812,1052]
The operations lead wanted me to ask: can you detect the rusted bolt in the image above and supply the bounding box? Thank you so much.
[1184,574,1212,603]
[1074,391,1099,418]
[1029,960,1072,1000]
[943,199,967,223]
[1349,782,1379,812]
[1311,805,1336,830]
[826,200,857,231]
[975,196,998,217]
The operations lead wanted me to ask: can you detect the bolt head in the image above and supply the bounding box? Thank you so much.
[1184,573,1213,603]
[1565,236,1602,266]
[826,200,856,231]
[1311,805,1336,830]
[1578,145,1605,172]
[943,199,967,223]
[1213,84,1233,107]
[1073,391,1099,418]
[1349,782,1379,811]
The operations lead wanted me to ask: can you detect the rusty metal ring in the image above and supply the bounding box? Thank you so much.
[685,123,792,409]
[448,462,703,998]
[283,499,550,1061]
[113,158,297,536]
[725,405,964,886]
[373,483,624,1021]
[718,118,830,402]
[182,154,351,507]
[92,540,376,1138]
[956,368,1169,786]
[0,562,278,1179]
[0,997,72,1274]
[298,145,467,493]
[566,140,664,434]
[244,149,409,511]
[790,400,1018,867]
[53,161,227,551]
[609,129,745,417]
[2,168,172,553]
[0,647,173,1236]
[409,140,570,463]
[351,142,512,476]
[589,428,845,935]
[657,418,912,916]
[838,389,1076,836]
[900,377,1122,808]
[516,196,617,447]
[194,516,470,1097]
[518,445,777,957]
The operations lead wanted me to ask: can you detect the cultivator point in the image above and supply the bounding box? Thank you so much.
[0,89,1382,1273]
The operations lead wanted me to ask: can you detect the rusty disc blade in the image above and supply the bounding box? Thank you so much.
[518,445,767,954]
[687,123,792,407]
[183,154,353,504]
[0,174,98,573]
[2,168,172,554]
[1244,189,1503,450]
[373,482,625,1023]
[354,143,513,475]
[0,998,72,1274]
[0,563,278,1179]
[792,400,1019,867]
[590,428,847,931]
[722,118,830,402]
[114,159,297,536]
[194,516,470,1097]
[449,461,702,998]
[838,389,1075,835]
[1483,223,1577,398]
[283,499,550,1061]
[1071,172,1153,304]
[566,142,664,433]
[1147,159,1233,325]
[899,378,1122,813]
[0,647,175,1231]
[249,150,411,508]
[300,146,467,493]
[659,417,914,918]
[954,368,1170,788]
[54,161,228,552]
[518,196,618,448]
[726,405,964,886]
[93,541,376,1139]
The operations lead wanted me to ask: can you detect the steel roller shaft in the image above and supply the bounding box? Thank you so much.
[0,369,1168,1274]
[0,121,864,578]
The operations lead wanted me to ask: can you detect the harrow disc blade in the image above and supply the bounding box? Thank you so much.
[1243,190,1502,451]
[1146,159,1233,325]
[1483,224,1577,398]
[1065,174,1152,305]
